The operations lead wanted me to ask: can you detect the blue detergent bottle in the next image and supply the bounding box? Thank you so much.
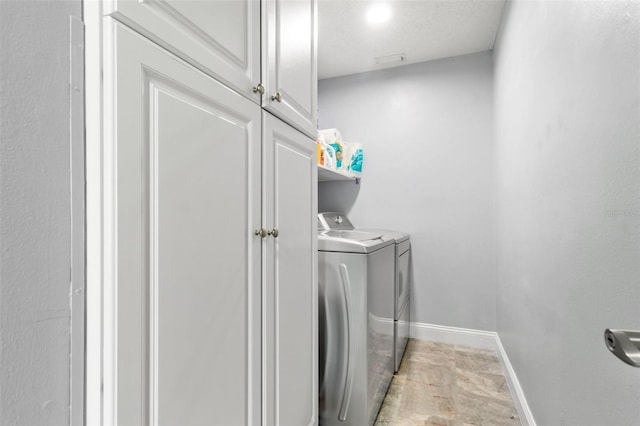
[351,148,363,172]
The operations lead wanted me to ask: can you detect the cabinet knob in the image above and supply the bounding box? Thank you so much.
[254,228,267,238]
[252,83,265,95]
[271,92,282,103]
[267,228,279,238]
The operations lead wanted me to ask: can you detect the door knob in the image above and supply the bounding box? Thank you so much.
[604,329,640,367]
[254,228,267,238]
[267,228,279,238]
[271,92,282,102]
[252,83,265,95]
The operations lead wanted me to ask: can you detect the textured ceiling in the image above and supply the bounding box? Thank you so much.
[318,0,506,80]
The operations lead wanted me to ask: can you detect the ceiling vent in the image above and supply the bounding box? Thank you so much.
[374,53,406,66]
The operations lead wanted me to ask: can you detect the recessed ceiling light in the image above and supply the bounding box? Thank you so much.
[366,3,391,24]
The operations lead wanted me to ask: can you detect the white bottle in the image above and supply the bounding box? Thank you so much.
[324,144,335,169]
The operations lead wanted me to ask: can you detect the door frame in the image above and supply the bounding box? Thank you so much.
[84,1,116,423]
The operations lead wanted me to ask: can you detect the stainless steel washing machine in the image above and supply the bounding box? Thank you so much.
[317,213,395,426]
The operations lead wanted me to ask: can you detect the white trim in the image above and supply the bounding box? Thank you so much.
[409,322,536,425]
[101,16,118,424]
[409,321,497,350]
[85,3,119,425]
[495,336,537,426]
[84,0,104,424]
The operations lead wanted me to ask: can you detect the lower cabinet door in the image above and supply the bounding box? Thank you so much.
[263,112,318,426]
[109,20,261,425]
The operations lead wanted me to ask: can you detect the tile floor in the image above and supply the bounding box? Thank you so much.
[375,339,521,426]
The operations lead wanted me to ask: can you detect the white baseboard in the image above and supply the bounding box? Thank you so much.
[409,322,536,426]
[409,321,497,350]
[495,335,537,426]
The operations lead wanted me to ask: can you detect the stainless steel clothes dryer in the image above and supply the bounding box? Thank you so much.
[361,229,411,373]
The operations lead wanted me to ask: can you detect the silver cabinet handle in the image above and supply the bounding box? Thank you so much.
[252,83,265,95]
[267,228,279,238]
[254,228,267,238]
[604,329,640,367]
[271,91,282,102]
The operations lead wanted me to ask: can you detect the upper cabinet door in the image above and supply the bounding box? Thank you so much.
[108,0,261,102]
[108,21,261,425]
[263,0,318,138]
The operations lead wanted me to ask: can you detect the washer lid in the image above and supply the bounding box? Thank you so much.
[360,228,410,244]
[317,230,394,253]
[322,230,383,240]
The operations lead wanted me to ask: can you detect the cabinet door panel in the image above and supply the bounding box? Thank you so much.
[109,0,261,102]
[263,113,318,426]
[109,21,261,425]
[263,0,318,138]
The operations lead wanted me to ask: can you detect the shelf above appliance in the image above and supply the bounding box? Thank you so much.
[318,165,361,183]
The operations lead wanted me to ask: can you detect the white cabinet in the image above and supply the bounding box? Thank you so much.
[263,113,318,426]
[108,0,261,101]
[107,0,318,138]
[110,22,262,425]
[263,0,318,138]
[106,19,317,426]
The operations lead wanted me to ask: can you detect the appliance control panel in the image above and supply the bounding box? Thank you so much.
[317,212,355,231]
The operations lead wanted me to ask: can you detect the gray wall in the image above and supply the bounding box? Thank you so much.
[0,1,82,424]
[494,1,640,424]
[318,52,496,330]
